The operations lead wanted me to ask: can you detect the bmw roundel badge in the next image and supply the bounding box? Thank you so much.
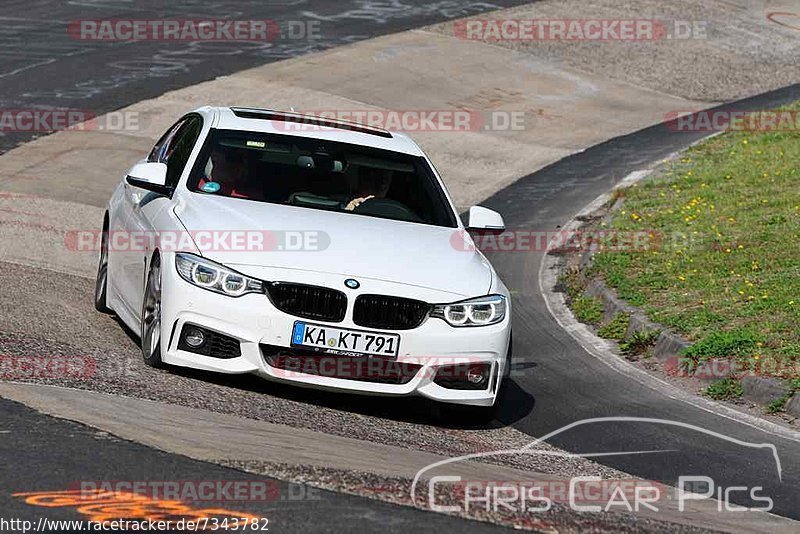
[344,278,360,289]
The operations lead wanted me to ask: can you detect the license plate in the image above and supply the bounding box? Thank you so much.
[291,321,400,357]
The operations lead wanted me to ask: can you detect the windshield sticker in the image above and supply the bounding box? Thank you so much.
[201,181,221,193]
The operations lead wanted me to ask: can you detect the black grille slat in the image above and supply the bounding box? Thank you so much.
[267,282,346,322]
[353,294,431,330]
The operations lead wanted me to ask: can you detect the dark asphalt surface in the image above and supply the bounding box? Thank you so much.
[0,397,514,532]
[487,83,800,519]
[0,0,527,152]
[2,0,800,529]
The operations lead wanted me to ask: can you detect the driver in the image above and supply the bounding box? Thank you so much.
[344,166,393,211]
[199,147,263,200]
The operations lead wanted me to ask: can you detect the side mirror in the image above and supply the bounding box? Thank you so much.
[467,206,505,235]
[126,162,171,195]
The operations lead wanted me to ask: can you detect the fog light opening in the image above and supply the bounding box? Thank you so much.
[467,365,488,385]
[434,362,492,390]
[184,327,206,348]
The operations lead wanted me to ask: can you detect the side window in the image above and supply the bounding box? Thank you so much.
[164,116,203,188]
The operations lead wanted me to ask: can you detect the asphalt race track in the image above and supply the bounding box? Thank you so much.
[0,397,511,532]
[487,84,800,519]
[2,0,800,530]
[0,0,527,152]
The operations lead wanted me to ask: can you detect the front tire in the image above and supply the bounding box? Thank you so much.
[94,223,112,313]
[141,254,164,368]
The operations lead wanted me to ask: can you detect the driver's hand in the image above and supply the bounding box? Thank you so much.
[345,195,375,211]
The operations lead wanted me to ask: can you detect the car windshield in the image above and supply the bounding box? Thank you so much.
[187,129,458,228]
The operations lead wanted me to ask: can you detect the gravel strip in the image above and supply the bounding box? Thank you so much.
[0,260,620,479]
[426,0,800,102]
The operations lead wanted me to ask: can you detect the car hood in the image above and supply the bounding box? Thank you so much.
[173,194,492,298]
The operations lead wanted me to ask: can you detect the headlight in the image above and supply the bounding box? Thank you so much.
[431,294,506,327]
[175,253,263,297]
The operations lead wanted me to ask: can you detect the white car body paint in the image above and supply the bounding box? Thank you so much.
[102,106,512,407]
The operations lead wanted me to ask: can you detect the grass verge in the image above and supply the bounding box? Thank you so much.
[704,378,744,400]
[592,102,800,379]
[598,313,630,340]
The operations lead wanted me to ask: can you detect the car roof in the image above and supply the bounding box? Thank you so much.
[195,106,425,157]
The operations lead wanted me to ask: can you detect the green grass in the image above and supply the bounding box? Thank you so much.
[598,313,630,340]
[619,329,660,358]
[682,329,764,360]
[592,102,800,379]
[572,296,603,325]
[704,378,744,400]
[767,394,791,414]
[558,268,605,325]
[558,268,585,300]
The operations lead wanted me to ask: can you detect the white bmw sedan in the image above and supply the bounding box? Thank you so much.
[95,106,512,417]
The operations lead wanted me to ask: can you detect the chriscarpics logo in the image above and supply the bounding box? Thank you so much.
[757,0,800,30]
[412,418,782,517]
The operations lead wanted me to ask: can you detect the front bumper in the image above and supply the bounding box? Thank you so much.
[160,263,511,407]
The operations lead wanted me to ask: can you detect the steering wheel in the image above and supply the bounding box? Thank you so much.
[353,197,422,222]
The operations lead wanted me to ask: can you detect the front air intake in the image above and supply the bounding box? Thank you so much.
[266,282,347,323]
[352,294,431,330]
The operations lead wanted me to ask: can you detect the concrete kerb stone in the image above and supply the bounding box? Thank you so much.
[786,395,800,417]
[741,376,792,409]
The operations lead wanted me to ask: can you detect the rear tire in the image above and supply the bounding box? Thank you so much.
[94,223,112,314]
[141,254,165,368]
